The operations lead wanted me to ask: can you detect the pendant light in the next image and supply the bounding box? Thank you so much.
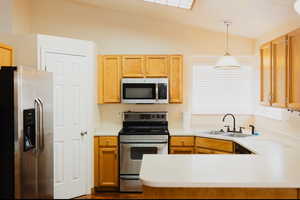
[295,0,300,14]
[215,21,240,70]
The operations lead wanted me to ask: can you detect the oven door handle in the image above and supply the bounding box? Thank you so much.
[120,142,168,144]
[120,143,167,148]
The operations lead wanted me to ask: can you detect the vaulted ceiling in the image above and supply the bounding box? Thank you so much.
[70,0,299,38]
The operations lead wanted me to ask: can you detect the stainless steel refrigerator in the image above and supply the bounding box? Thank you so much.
[0,66,53,199]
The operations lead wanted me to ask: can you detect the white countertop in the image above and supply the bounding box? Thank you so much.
[140,130,300,188]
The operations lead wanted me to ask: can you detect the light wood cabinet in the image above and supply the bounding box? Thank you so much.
[0,43,13,66]
[122,55,145,78]
[170,136,194,147]
[260,43,272,106]
[195,147,231,154]
[169,136,235,154]
[271,36,288,108]
[94,136,119,191]
[145,55,169,77]
[170,147,194,154]
[170,136,194,154]
[98,56,121,104]
[98,54,183,104]
[195,137,234,153]
[287,29,300,110]
[169,55,183,103]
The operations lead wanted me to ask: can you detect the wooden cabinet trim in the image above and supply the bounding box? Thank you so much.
[122,55,145,78]
[260,42,272,106]
[170,136,195,147]
[0,43,13,67]
[98,55,121,104]
[170,147,194,154]
[145,55,169,77]
[271,36,288,108]
[195,137,234,153]
[98,147,119,187]
[169,55,183,103]
[99,136,118,147]
[94,136,119,189]
[287,29,300,110]
[195,147,232,154]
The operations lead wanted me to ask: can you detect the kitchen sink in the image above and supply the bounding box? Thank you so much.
[225,133,252,138]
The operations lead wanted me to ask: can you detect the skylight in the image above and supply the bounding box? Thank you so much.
[143,0,194,9]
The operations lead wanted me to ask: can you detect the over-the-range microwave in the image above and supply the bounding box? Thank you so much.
[121,78,169,104]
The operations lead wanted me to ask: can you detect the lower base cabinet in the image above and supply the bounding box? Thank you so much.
[94,136,119,191]
[170,147,194,154]
[169,136,235,154]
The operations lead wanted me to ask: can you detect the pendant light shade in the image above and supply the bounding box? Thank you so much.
[295,0,300,14]
[215,22,240,70]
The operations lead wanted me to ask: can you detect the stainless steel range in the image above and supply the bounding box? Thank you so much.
[119,111,169,192]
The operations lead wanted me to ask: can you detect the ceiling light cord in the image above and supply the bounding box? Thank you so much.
[225,22,230,55]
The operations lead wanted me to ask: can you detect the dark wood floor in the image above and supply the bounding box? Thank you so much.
[75,192,146,199]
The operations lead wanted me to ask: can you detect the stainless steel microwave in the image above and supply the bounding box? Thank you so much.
[121,78,169,104]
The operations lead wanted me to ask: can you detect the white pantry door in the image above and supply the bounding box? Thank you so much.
[44,52,88,199]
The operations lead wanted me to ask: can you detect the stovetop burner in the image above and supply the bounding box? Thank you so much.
[120,111,169,136]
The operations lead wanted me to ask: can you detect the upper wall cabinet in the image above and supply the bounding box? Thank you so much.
[122,55,145,78]
[98,56,121,104]
[260,43,272,106]
[271,36,287,108]
[287,29,300,110]
[169,55,183,103]
[145,55,169,77]
[98,54,184,104]
[0,43,13,66]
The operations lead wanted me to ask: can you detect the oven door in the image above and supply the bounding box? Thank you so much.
[120,142,168,175]
[122,83,156,104]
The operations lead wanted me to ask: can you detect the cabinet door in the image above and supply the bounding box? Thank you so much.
[271,36,287,108]
[122,55,145,77]
[98,147,119,187]
[98,56,121,104]
[169,55,183,103]
[170,147,194,154]
[260,43,272,106]
[0,43,13,66]
[145,55,169,77]
[287,29,300,109]
[195,147,232,154]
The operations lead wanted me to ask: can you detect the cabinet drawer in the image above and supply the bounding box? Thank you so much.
[170,147,194,154]
[195,137,233,152]
[195,147,232,154]
[170,136,194,147]
[99,136,118,147]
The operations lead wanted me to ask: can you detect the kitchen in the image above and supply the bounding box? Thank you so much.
[1,0,300,199]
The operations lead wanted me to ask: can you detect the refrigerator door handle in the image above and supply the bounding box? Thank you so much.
[34,99,40,154]
[37,98,45,150]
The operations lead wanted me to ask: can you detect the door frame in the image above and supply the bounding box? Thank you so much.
[37,34,96,196]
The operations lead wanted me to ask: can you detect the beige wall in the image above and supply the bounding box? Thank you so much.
[25,0,256,131]
[12,0,32,34]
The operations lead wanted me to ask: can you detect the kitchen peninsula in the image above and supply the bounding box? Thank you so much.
[140,131,300,199]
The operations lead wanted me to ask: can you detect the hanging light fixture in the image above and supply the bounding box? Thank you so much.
[215,21,240,70]
[295,0,300,14]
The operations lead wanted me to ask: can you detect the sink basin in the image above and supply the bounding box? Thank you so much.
[209,131,226,135]
[226,133,252,138]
